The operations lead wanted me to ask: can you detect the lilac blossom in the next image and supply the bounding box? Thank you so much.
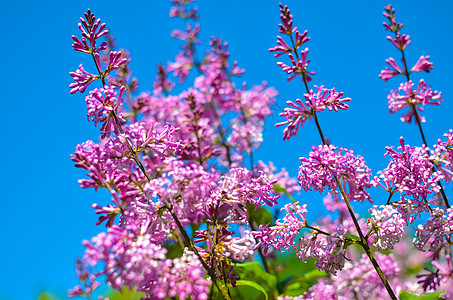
[255,160,301,195]
[383,4,403,33]
[276,98,312,141]
[277,48,315,82]
[276,86,349,140]
[222,233,256,262]
[168,50,194,83]
[72,9,108,53]
[379,57,404,81]
[212,168,279,218]
[104,51,128,77]
[431,129,453,183]
[169,0,199,20]
[413,208,453,257]
[368,205,405,250]
[79,226,210,299]
[295,227,347,275]
[253,203,308,254]
[85,85,126,139]
[373,137,444,224]
[304,253,405,299]
[304,85,350,112]
[387,79,442,123]
[298,144,372,202]
[387,32,411,51]
[69,64,99,94]
[411,55,433,73]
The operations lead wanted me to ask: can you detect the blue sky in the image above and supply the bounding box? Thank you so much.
[1,0,453,299]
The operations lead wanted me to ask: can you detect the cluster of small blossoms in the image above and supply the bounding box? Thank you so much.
[301,253,405,300]
[380,4,442,124]
[80,226,210,299]
[255,160,301,195]
[367,205,405,251]
[413,208,453,257]
[253,203,308,255]
[387,80,442,123]
[85,86,126,138]
[269,4,313,82]
[276,86,350,140]
[69,3,297,299]
[373,137,444,223]
[212,168,279,216]
[431,129,453,183]
[298,144,372,202]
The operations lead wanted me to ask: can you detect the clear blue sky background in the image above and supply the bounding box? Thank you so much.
[1,1,452,299]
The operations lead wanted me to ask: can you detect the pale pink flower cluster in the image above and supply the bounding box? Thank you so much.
[298,144,372,202]
[373,137,444,223]
[368,205,405,250]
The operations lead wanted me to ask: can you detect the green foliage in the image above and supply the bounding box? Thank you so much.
[399,290,444,299]
[273,184,296,203]
[38,293,60,300]
[247,203,274,226]
[107,286,145,300]
[226,262,278,300]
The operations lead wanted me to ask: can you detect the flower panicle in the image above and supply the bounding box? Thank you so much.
[72,9,108,54]
[270,3,312,82]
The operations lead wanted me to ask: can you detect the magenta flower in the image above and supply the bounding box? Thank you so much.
[295,228,347,275]
[379,57,404,81]
[168,50,194,83]
[304,253,403,299]
[387,79,442,124]
[269,36,294,57]
[104,51,128,76]
[72,9,108,53]
[410,55,433,73]
[373,137,444,223]
[69,64,99,94]
[387,32,411,51]
[253,203,308,255]
[383,4,403,32]
[298,144,372,202]
[278,3,294,35]
[169,0,199,20]
[275,98,312,141]
[414,208,453,258]
[85,85,126,139]
[432,129,453,183]
[305,85,350,112]
[171,24,201,44]
[277,48,315,82]
[276,86,350,140]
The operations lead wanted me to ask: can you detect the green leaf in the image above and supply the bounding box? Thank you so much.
[247,203,274,226]
[273,184,296,203]
[280,270,327,296]
[107,286,146,300]
[236,280,269,300]
[233,262,278,299]
[399,290,444,299]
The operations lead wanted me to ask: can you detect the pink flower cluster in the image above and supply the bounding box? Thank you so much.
[373,137,444,223]
[387,80,442,124]
[298,144,372,202]
[276,86,350,140]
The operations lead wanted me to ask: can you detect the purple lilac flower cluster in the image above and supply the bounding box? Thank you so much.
[68,2,453,300]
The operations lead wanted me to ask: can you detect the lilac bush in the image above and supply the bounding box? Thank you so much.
[68,2,453,299]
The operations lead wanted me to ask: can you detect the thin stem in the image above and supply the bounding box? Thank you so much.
[166,205,231,300]
[334,177,397,300]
